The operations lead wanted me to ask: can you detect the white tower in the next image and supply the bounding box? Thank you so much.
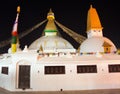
[87,5,103,38]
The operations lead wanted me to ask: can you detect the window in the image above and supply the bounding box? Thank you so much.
[108,64,120,73]
[1,67,8,75]
[77,65,97,73]
[45,66,65,74]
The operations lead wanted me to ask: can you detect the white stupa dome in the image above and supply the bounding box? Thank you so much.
[28,9,76,53]
[80,5,117,54]
[80,37,117,53]
[29,36,76,53]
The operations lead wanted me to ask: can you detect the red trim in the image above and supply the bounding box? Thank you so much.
[12,31,18,36]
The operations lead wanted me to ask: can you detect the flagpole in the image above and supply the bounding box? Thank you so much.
[11,6,20,53]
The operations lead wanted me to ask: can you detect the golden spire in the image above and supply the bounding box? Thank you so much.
[47,8,55,20]
[44,9,58,36]
[87,5,103,31]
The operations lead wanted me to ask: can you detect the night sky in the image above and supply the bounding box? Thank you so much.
[0,0,120,53]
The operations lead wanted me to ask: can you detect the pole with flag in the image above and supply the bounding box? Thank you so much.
[11,6,20,53]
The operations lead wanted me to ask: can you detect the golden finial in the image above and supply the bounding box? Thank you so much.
[17,6,20,13]
[90,4,93,9]
[49,8,52,13]
[47,8,55,20]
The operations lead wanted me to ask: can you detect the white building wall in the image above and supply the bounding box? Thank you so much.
[0,64,16,91]
[1,58,120,91]
[29,61,120,91]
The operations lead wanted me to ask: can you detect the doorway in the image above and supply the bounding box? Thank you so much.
[18,65,30,89]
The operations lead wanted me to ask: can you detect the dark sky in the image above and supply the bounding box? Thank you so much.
[0,0,120,53]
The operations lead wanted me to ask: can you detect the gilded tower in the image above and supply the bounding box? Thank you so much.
[44,9,58,36]
[87,5,103,38]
